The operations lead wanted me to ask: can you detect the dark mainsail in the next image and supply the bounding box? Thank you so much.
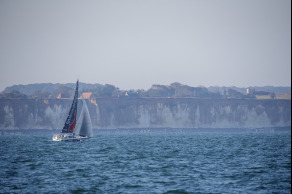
[62,80,78,133]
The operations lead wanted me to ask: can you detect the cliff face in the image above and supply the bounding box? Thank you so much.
[95,98,291,129]
[0,98,290,130]
[0,99,72,129]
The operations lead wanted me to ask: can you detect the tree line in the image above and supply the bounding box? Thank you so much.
[1,82,283,99]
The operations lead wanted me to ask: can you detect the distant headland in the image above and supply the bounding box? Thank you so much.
[0,82,290,130]
[0,82,290,100]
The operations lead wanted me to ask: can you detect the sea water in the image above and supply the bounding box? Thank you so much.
[0,129,291,193]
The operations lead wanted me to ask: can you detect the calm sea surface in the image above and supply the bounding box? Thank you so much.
[0,129,291,193]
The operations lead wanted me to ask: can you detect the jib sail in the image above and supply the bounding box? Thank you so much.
[74,96,93,138]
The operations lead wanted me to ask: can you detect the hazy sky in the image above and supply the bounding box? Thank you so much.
[0,0,291,91]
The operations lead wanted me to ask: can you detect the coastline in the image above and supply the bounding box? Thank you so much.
[1,126,291,135]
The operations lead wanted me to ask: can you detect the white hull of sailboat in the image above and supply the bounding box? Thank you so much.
[52,134,91,142]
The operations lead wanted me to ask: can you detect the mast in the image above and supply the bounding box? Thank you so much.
[62,80,79,133]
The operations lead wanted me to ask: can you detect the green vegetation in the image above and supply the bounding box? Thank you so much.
[0,82,290,99]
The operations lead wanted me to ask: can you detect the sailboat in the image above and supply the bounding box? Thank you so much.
[52,80,93,141]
